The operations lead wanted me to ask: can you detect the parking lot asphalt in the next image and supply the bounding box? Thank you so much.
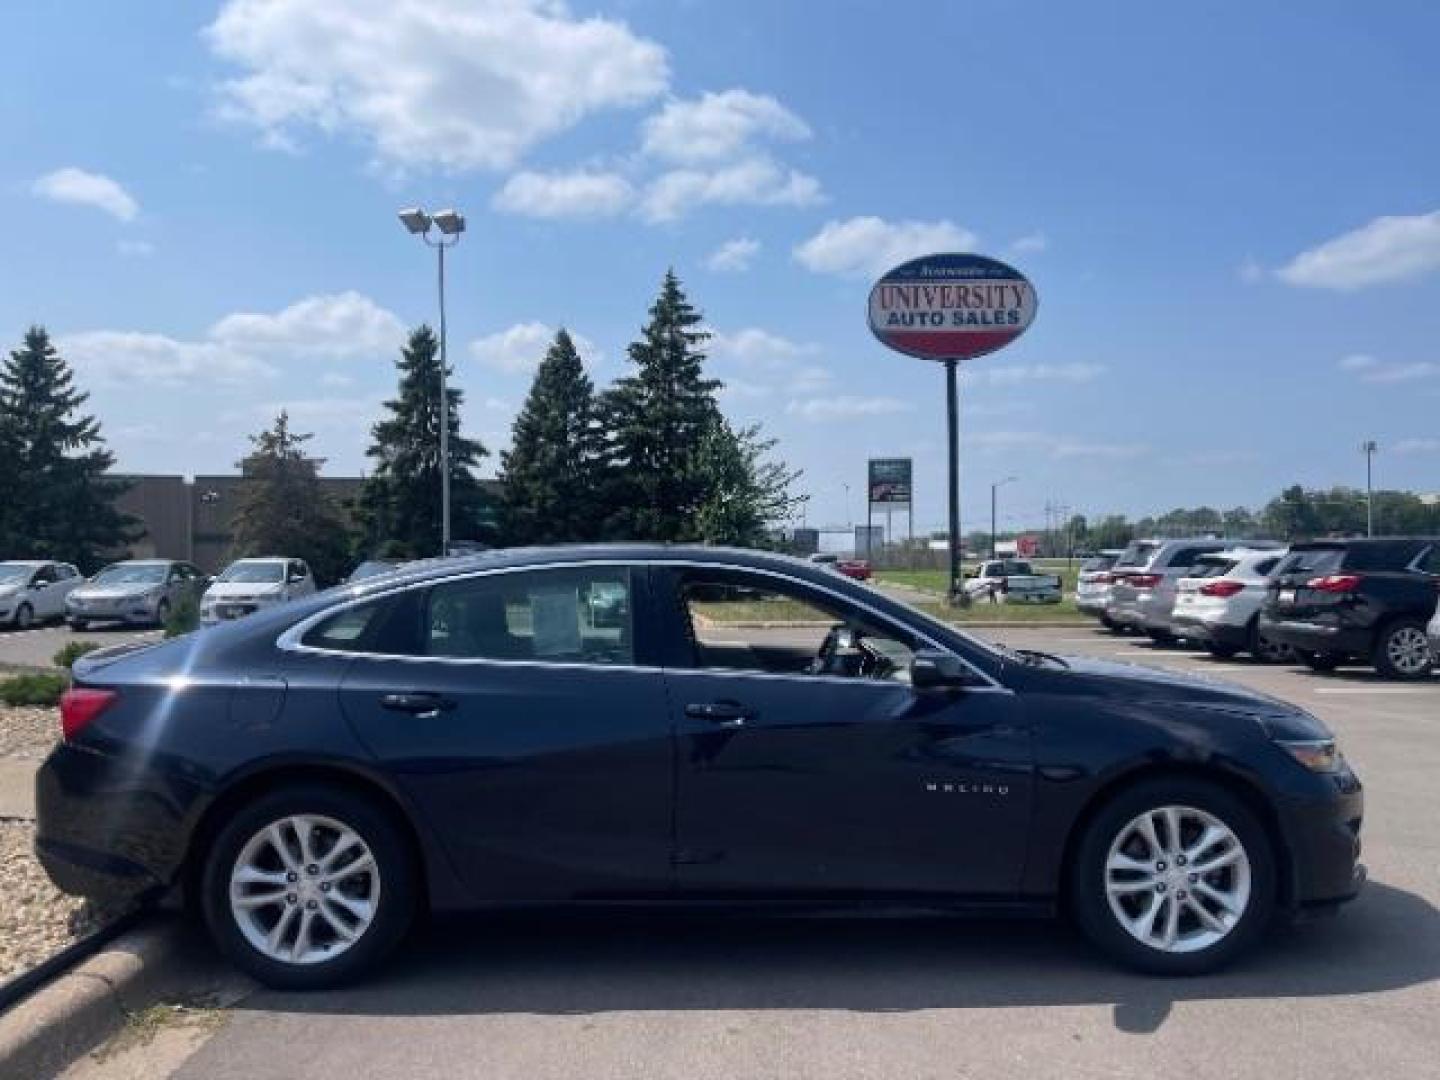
[155,624,1438,1080]
[0,621,160,670]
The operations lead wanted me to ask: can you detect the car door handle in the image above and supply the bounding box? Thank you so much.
[684,701,754,727]
[380,692,456,718]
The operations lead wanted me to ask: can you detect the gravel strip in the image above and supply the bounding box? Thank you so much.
[0,706,58,760]
[0,821,108,981]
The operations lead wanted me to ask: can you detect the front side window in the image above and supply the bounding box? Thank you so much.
[677,572,916,682]
[424,567,634,665]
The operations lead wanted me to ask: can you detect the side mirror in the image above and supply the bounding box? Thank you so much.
[910,649,973,691]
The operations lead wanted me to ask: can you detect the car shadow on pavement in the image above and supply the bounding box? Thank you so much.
[232,880,1436,1035]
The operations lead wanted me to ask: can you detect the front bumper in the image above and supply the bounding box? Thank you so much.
[1170,613,1251,648]
[1276,764,1366,909]
[66,597,161,625]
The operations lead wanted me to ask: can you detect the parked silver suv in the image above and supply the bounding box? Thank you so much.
[1075,549,1125,628]
[1106,538,1236,642]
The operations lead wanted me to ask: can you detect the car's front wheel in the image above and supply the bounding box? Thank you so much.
[201,784,417,989]
[1299,649,1342,673]
[1371,618,1434,681]
[1071,778,1275,974]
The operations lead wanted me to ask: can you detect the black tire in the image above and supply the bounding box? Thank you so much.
[1099,614,1119,632]
[13,603,33,630]
[67,618,87,632]
[1145,628,1175,646]
[1247,619,1292,664]
[1371,618,1434,681]
[1206,642,1241,660]
[1299,649,1342,673]
[1070,777,1276,975]
[154,598,171,627]
[201,783,417,990]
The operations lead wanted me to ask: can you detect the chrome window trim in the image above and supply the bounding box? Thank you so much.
[276,557,1007,692]
[1406,545,1436,576]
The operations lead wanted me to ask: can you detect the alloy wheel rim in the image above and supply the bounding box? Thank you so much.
[1256,634,1291,663]
[1387,627,1431,674]
[1104,805,1251,954]
[229,814,380,966]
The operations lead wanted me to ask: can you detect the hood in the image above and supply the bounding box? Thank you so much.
[205,582,283,601]
[1027,652,1332,740]
[74,583,159,600]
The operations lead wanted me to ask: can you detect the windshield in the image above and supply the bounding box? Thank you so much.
[0,565,31,584]
[93,564,166,586]
[350,561,402,582]
[219,561,284,583]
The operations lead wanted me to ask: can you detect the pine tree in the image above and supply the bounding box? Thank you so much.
[693,417,804,547]
[356,326,489,557]
[0,326,134,568]
[598,270,722,541]
[229,412,352,584]
[498,329,604,544]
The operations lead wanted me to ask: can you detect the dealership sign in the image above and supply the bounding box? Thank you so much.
[868,458,912,505]
[867,253,1037,362]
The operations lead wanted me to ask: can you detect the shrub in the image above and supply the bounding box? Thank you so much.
[0,671,69,707]
[164,593,200,638]
[53,640,103,670]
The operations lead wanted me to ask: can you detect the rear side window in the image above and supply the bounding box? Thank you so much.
[1275,548,1344,577]
[424,567,633,665]
[1081,555,1116,572]
[1166,546,1216,569]
[300,593,419,654]
[1116,542,1158,568]
[1190,558,1235,579]
[1254,557,1280,577]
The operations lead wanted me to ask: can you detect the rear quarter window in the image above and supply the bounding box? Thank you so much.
[1117,542,1158,568]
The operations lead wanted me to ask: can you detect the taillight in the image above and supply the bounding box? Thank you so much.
[1091,572,1113,584]
[1200,580,1246,598]
[1308,574,1362,594]
[1128,573,1162,589]
[60,687,118,741]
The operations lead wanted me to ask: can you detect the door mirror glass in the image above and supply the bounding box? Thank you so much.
[910,649,972,690]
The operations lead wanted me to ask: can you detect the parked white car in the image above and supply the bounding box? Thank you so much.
[1074,549,1125,627]
[0,561,84,628]
[1169,548,1292,661]
[201,558,317,625]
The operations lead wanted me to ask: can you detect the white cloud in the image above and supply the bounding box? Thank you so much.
[205,0,669,172]
[469,321,599,374]
[971,362,1108,385]
[705,237,760,272]
[33,168,139,222]
[1394,438,1440,455]
[1336,353,1440,383]
[61,331,276,385]
[1009,231,1048,255]
[1277,210,1440,290]
[59,291,405,386]
[794,216,977,279]
[492,169,634,218]
[641,158,820,222]
[209,291,405,358]
[709,327,819,367]
[968,430,1147,460]
[117,240,156,258]
[642,89,809,164]
[785,395,912,421]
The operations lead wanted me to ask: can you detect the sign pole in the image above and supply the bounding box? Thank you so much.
[945,358,963,604]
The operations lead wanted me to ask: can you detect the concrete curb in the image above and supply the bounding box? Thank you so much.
[0,916,185,1079]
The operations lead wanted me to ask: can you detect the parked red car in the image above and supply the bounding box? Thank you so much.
[809,553,873,581]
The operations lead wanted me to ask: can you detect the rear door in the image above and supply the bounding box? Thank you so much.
[330,564,675,902]
[656,565,1033,899]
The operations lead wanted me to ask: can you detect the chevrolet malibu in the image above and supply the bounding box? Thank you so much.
[36,546,1364,989]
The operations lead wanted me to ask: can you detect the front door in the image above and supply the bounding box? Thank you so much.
[332,564,674,903]
[657,566,1033,899]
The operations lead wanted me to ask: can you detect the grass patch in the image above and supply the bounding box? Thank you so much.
[52,640,103,670]
[0,671,68,706]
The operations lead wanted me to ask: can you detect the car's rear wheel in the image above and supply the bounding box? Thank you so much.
[1145,628,1175,646]
[1372,619,1434,681]
[67,618,87,632]
[1298,649,1342,673]
[201,784,416,989]
[1071,778,1275,974]
[1206,642,1240,660]
[13,603,33,630]
[1099,614,1119,632]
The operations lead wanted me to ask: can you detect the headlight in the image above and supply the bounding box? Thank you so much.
[1277,738,1342,773]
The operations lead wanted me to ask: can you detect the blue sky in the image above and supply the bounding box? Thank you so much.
[3,0,1439,536]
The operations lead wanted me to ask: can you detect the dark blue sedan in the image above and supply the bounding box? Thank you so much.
[36,545,1364,988]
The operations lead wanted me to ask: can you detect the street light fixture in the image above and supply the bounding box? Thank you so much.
[397,205,465,554]
[991,476,1017,558]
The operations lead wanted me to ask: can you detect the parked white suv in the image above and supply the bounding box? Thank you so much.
[1075,550,1124,627]
[201,557,316,625]
[1169,548,1293,661]
[0,561,83,628]
[1106,538,1236,642]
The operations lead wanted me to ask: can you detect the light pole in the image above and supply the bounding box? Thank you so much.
[1361,440,1378,537]
[990,476,1017,558]
[398,206,466,555]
